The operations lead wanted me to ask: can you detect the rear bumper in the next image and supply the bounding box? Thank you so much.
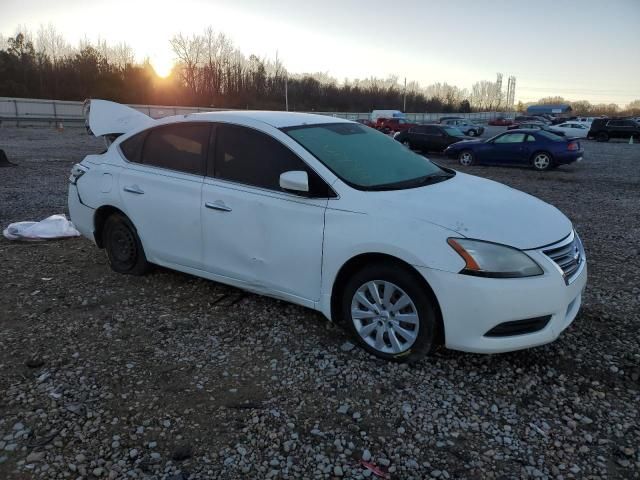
[68,184,96,243]
[416,252,587,354]
[555,150,584,165]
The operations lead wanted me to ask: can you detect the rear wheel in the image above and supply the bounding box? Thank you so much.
[532,152,553,171]
[458,150,475,166]
[596,132,609,142]
[103,214,150,275]
[341,263,439,363]
[467,129,477,137]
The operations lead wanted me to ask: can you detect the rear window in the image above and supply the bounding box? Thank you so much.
[537,130,565,141]
[443,127,464,136]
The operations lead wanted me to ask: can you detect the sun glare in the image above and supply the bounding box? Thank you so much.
[151,57,174,78]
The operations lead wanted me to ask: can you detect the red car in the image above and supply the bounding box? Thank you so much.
[375,117,417,133]
[488,117,515,126]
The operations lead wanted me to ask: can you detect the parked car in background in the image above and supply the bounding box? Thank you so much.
[355,118,375,128]
[444,129,584,171]
[394,124,467,151]
[515,115,551,125]
[588,118,640,141]
[441,119,485,137]
[71,100,587,362]
[549,122,589,138]
[439,116,465,123]
[375,117,417,133]
[508,122,566,136]
[488,117,515,126]
[573,116,598,126]
[370,110,405,123]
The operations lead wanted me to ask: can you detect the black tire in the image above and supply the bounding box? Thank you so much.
[458,150,475,166]
[341,262,439,363]
[596,132,609,142]
[531,151,554,171]
[467,129,477,137]
[102,214,150,275]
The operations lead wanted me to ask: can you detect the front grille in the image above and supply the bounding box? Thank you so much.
[543,233,584,284]
[485,315,552,337]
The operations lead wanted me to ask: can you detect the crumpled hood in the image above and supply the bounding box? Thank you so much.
[373,172,572,250]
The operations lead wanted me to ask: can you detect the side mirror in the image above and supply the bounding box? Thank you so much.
[280,170,309,194]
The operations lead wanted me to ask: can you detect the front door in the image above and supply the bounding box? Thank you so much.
[489,132,529,164]
[201,123,330,306]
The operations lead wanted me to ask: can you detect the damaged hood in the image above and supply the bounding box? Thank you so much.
[373,172,572,250]
[85,99,156,137]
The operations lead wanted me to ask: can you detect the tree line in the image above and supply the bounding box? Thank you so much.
[1,26,638,116]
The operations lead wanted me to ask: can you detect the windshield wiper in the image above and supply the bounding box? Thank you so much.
[367,172,455,191]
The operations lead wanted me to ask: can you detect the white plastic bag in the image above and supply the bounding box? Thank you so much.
[3,214,80,241]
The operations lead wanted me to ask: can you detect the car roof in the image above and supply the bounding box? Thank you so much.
[160,110,353,129]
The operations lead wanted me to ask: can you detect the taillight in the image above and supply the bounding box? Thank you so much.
[69,163,88,184]
[568,141,579,151]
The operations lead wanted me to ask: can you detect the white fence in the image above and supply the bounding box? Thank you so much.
[0,97,507,127]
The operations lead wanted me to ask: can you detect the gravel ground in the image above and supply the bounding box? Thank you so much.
[0,126,639,480]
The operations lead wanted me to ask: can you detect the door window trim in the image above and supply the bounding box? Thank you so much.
[117,121,212,178]
[208,121,337,199]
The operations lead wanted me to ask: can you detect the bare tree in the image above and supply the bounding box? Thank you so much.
[170,33,205,99]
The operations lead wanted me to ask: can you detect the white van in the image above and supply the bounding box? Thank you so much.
[370,110,405,122]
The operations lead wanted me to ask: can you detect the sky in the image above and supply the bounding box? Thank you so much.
[1,0,639,105]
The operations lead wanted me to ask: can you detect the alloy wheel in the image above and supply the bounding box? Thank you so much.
[533,154,550,170]
[350,280,419,355]
[459,152,473,166]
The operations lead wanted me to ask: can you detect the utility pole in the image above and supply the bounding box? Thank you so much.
[285,75,289,112]
[403,77,407,112]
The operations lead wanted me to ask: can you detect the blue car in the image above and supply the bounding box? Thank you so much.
[444,129,584,171]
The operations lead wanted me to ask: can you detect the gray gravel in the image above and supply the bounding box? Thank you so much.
[1,126,639,479]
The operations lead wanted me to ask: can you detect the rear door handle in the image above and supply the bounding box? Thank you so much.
[123,185,144,195]
[205,201,232,212]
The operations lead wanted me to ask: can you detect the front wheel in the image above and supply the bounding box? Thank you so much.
[103,214,150,275]
[458,150,475,166]
[342,263,439,363]
[467,129,477,137]
[532,152,553,171]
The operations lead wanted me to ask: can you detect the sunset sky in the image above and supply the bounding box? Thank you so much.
[1,0,638,105]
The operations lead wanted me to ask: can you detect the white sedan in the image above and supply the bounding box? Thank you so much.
[69,100,587,362]
[550,122,589,138]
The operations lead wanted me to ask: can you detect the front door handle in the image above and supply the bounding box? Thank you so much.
[123,185,144,195]
[205,201,232,212]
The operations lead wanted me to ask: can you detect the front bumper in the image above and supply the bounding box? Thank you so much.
[417,249,587,354]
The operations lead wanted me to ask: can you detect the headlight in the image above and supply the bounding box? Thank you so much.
[447,238,543,278]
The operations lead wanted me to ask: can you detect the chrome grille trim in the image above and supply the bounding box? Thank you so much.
[542,231,585,285]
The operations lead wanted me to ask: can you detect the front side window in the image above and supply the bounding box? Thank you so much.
[284,123,450,190]
[494,133,526,144]
[142,124,209,175]
[215,124,331,196]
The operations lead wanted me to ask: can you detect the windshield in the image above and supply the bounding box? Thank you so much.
[283,123,449,190]
[443,127,465,137]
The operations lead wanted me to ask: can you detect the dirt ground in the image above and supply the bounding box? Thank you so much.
[0,126,639,479]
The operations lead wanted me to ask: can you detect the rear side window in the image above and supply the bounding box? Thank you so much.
[120,131,148,163]
[142,124,209,175]
[215,124,332,197]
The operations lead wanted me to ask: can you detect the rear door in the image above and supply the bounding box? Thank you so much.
[118,123,209,268]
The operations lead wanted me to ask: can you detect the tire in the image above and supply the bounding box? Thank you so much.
[467,129,477,137]
[596,132,609,142]
[402,140,412,149]
[341,263,439,363]
[531,152,553,171]
[102,213,150,275]
[458,150,475,166]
